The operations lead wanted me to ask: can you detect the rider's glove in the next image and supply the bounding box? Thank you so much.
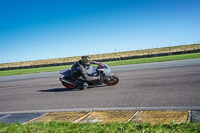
[91,61,104,67]
[98,62,104,67]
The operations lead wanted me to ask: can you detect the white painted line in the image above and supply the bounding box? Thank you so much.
[72,111,93,123]
[187,110,192,123]
[127,111,139,122]
[0,114,11,120]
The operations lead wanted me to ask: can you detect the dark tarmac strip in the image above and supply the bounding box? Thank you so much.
[0,113,44,124]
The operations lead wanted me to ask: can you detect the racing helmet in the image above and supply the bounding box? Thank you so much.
[81,56,91,66]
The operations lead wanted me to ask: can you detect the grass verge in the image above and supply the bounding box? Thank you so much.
[0,52,200,76]
[0,122,200,133]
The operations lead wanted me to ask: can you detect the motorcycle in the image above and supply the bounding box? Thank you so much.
[59,63,119,89]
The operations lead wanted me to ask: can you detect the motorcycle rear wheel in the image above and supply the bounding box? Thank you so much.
[62,79,77,89]
[103,74,119,86]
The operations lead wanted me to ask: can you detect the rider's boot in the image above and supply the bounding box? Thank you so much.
[82,82,88,90]
[76,84,83,90]
[76,82,88,90]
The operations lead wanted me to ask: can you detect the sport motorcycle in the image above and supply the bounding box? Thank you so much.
[59,63,119,89]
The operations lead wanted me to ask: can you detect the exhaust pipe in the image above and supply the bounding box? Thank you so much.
[59,78,76,86]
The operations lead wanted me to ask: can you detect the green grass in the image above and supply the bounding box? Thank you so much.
[105,52,200,66]
[0,65,72,77]
[1,52,200,76]
[0,122,200,133]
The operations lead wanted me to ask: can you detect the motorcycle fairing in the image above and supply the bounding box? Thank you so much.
[86,63,114,77]
[101,63,114,77]
[60,68,71,76]
[85,65,97,76]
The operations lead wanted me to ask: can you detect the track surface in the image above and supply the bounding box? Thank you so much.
[0,58,200,113]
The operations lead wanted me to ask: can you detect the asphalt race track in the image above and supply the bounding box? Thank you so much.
[0,58,200,113]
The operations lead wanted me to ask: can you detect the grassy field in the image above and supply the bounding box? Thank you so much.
[0,52,200,77]
[0,122,200,133]
[0,44,200,70]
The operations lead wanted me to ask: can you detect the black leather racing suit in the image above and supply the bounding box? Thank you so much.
[70,60,99,89]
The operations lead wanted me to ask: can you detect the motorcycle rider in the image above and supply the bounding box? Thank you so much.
[70,56,103,90]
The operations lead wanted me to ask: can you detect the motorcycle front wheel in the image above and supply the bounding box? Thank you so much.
[103,74,119,86]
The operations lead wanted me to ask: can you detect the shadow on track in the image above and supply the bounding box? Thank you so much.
[38,85,107,92]
[38,88,80,92]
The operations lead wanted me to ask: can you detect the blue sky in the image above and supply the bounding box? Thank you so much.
[0,0,200,63]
